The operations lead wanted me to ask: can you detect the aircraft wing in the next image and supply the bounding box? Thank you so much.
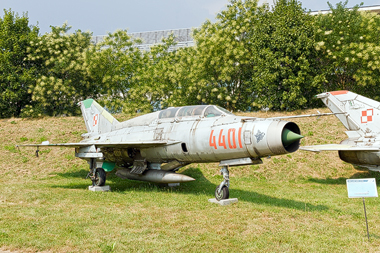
[17,140,180,149]
[300,144,380,153]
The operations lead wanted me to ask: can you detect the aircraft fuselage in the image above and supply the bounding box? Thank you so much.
[81,113,300,169]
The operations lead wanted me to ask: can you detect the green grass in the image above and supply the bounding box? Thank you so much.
[1,111,380,252]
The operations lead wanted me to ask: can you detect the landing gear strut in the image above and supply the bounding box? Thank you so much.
[215,166,230,201]
[87,158,106,186]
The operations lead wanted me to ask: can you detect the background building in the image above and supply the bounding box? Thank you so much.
[92,5,380,50]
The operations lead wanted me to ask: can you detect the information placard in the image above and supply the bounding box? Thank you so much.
[346,178,378,198]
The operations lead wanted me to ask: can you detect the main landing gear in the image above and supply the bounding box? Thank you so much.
[87,159,106,186]
[215,166,230,201]
[92,168,106,186]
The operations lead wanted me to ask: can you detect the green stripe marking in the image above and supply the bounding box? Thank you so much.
[83,99,94,109]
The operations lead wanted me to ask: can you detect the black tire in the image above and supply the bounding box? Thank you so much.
[215,185,229,201]
[93,168,106,186]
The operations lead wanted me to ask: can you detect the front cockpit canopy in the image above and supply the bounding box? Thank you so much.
[158,105,234,119]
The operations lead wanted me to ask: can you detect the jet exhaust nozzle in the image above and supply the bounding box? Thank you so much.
[263,121,302,155]
[115,168,195,183]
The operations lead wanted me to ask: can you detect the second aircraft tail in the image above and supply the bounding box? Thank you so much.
[317,90,380,135]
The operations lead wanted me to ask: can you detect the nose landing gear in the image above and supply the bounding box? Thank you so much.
[215,166,230,201]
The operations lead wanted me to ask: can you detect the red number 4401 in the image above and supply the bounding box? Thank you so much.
[209,128,242,150]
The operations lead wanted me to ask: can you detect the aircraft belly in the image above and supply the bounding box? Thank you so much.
[101,126,163,164]
[102,149,133,164]
[339,150,380,166]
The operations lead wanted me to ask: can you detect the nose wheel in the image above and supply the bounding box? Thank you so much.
[215,166,230,201]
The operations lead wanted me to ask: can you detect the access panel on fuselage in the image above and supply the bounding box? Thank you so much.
[142,117,195,162]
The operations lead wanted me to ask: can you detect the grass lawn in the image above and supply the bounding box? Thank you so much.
[1,109,380,252]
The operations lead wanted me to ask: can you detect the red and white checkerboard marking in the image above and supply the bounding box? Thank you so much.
[361,109,374,123]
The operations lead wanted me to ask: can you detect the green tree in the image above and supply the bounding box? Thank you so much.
[180,0,262,111]
[250,0,322,110]
[133,35,186,112]
[89,31,189,114]
[174,0,321,111]
[314,1,380,100]
[165,46,200,108]
[27,23,97,116]
[86,29,145,113]
[0,9,39,118]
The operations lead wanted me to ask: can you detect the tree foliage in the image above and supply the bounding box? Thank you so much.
[2,1,380,118]
[314,1,380,100]
[249,0,322,110]
[26,24,97,116]
[86,30,144,113]
[131,35,181,112]
[0,9,39,117]
[175,0,322,111]
[90,32,192,113]
[182,0,260,111]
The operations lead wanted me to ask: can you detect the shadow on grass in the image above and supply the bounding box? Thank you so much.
[307,170,380,185]
[51,167,329,212]
[52,169,89,178]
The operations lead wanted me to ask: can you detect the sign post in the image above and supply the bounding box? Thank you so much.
[346,178,378,241]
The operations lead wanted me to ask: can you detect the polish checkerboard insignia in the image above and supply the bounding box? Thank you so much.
[361,109,374,123]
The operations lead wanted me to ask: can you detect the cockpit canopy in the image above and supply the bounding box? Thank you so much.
[158,105,234,119]
[115,105,235,129]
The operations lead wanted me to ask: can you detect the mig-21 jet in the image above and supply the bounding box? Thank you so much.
[19,99,303,200]
[301,90,380,172]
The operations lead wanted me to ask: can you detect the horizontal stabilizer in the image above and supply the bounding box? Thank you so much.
[300,144,380,153]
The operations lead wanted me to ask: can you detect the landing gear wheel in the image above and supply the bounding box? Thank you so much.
[215,185,229,201]
[215,166,230,201]
[93,168,106,186]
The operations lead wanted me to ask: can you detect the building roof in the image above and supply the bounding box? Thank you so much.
[92,5,380,50]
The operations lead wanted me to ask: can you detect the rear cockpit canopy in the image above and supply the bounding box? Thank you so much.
[158,105,234,119]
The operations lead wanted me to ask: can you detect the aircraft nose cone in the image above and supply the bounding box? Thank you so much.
[282,128,304,147]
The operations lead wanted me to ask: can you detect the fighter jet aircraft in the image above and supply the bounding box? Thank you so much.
[301,90,380,172]
[19,99,303,200]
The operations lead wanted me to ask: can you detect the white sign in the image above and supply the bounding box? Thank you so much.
[346,178,378,198]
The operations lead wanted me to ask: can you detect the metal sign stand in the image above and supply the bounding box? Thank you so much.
[362,197,370,241]
[346,178,378,242]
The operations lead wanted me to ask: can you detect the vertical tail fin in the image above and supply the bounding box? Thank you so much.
[79,99,119,135]
[318,90,380,135]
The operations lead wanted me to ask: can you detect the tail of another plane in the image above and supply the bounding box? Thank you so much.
[79,99,119,136]
[317,90,380,136]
